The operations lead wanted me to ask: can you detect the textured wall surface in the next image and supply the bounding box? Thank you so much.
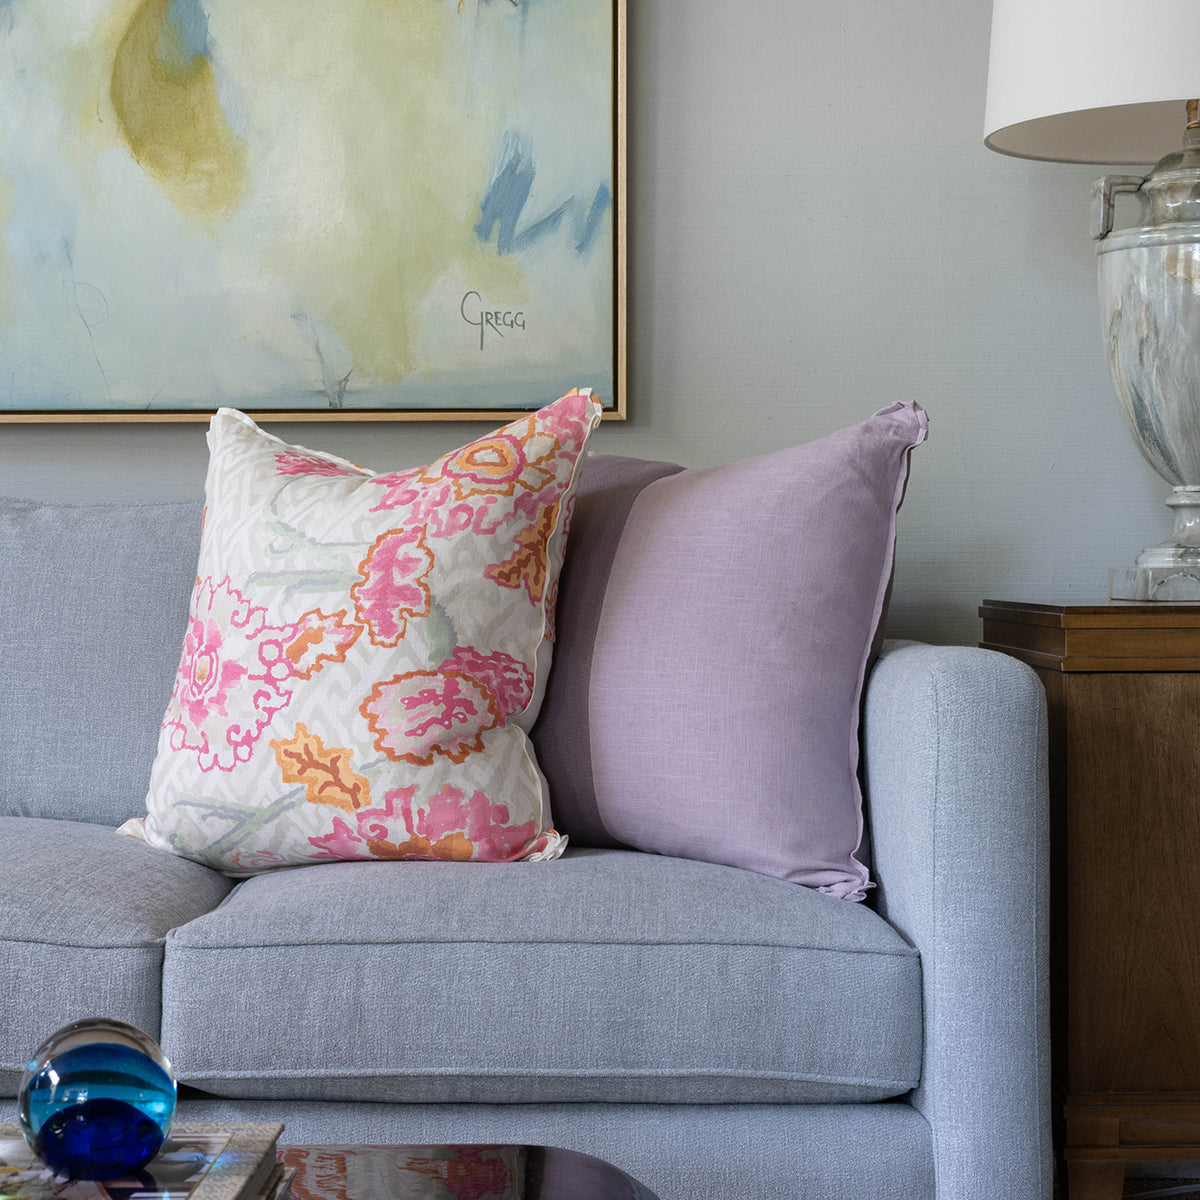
[0,0,1167,645]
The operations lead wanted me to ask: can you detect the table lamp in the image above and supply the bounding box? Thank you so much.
[984,0,1200,601]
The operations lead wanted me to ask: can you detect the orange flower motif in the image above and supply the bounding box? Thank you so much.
[271,723,372,813]
[447,434,527,489]
[428,424,560,503]
[485,501,558,603]
[364,829,475,862]
[284,609,360,678]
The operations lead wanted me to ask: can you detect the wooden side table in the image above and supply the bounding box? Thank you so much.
[980,600,1200,1200]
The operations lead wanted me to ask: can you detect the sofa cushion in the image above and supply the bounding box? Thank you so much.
[535,404,927,900]
[0,817,233,1096]
[0,498,201,825]
[124,393,601,873]
[160,848,922,1104]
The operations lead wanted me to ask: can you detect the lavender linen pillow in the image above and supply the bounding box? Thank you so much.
[532,402,927,900]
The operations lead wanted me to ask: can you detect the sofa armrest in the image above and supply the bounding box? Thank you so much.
[862,639,1051,1200]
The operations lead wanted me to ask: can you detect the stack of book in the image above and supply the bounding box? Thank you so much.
[0,1122,292,1200]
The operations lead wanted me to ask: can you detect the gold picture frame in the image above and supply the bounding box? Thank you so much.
[0,1,626,423]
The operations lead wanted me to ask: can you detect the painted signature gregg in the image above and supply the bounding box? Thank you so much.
[460,291,526,350]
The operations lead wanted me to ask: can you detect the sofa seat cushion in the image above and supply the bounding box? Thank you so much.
[0,817,234,1096]
[161,848,921,1104]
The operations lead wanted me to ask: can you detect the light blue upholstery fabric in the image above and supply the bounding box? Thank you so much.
[0,498,202,825]
[0,489,1051,1200]
[863,641,1052,1200]
[147,1097,935,1200]
[0,817,233,1095]
[161,848,921,1104]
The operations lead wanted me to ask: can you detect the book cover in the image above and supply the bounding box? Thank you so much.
[0,1123,283,1200]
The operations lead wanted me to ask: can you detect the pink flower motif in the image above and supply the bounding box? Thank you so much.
[306,788,409,861]
[539,389,594,445]
[305,782,548,863]
[351,785,417,843]
[368,466,425,511]
[351,527,435,646]
[176,615,248,733]
[308,816,369,861]
[440,646,533,721]
[369,476,506,540]
[166,578,295,771]
[413,784,546,862]
[361,670,500,766]
[165,578,352,773]
[275,452,365,477]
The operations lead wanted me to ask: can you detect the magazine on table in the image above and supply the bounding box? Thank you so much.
[0,1122,286,1200]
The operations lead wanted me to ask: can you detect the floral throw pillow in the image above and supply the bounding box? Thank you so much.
[120,390,602,874]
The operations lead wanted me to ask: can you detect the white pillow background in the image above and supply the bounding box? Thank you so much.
[121,390,601,874]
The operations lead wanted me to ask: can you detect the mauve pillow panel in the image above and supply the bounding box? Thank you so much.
[532,453,684,847]
[576,402,927,900]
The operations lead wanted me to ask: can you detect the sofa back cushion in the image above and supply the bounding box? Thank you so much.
[0,453,677,832]
[1,401,924,891]
[0,498,202,825]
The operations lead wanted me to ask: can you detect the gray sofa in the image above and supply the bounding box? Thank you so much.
[0,465,1050,1200]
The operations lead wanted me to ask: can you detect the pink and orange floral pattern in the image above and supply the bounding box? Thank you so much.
[351,527,436,646]
[362,669,502,767]
[124,390,600,872]
[164,577,358,772]
[360,646,533,767]
[278,1145,525,1200]
[439,646,533,719]
[308,781,548,865]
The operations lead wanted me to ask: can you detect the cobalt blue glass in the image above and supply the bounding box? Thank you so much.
[18,1019,177,1180]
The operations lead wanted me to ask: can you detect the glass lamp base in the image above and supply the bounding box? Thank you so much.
[1110,487,1200,601]
[1110,565,1200,601]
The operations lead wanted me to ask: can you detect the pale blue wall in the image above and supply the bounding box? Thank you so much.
[0,0,1166,644]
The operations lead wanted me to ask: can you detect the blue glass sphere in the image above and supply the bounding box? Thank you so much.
[18,1019,176,1180]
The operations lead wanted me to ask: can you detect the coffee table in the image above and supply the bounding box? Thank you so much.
[277,1144,660,1200]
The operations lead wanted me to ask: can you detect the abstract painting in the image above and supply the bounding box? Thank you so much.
[0,0,624,420]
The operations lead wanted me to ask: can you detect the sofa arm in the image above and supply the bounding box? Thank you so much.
[862,639,1051,1200]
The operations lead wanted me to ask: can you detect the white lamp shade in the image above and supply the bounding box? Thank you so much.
[984,0,1200,164]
